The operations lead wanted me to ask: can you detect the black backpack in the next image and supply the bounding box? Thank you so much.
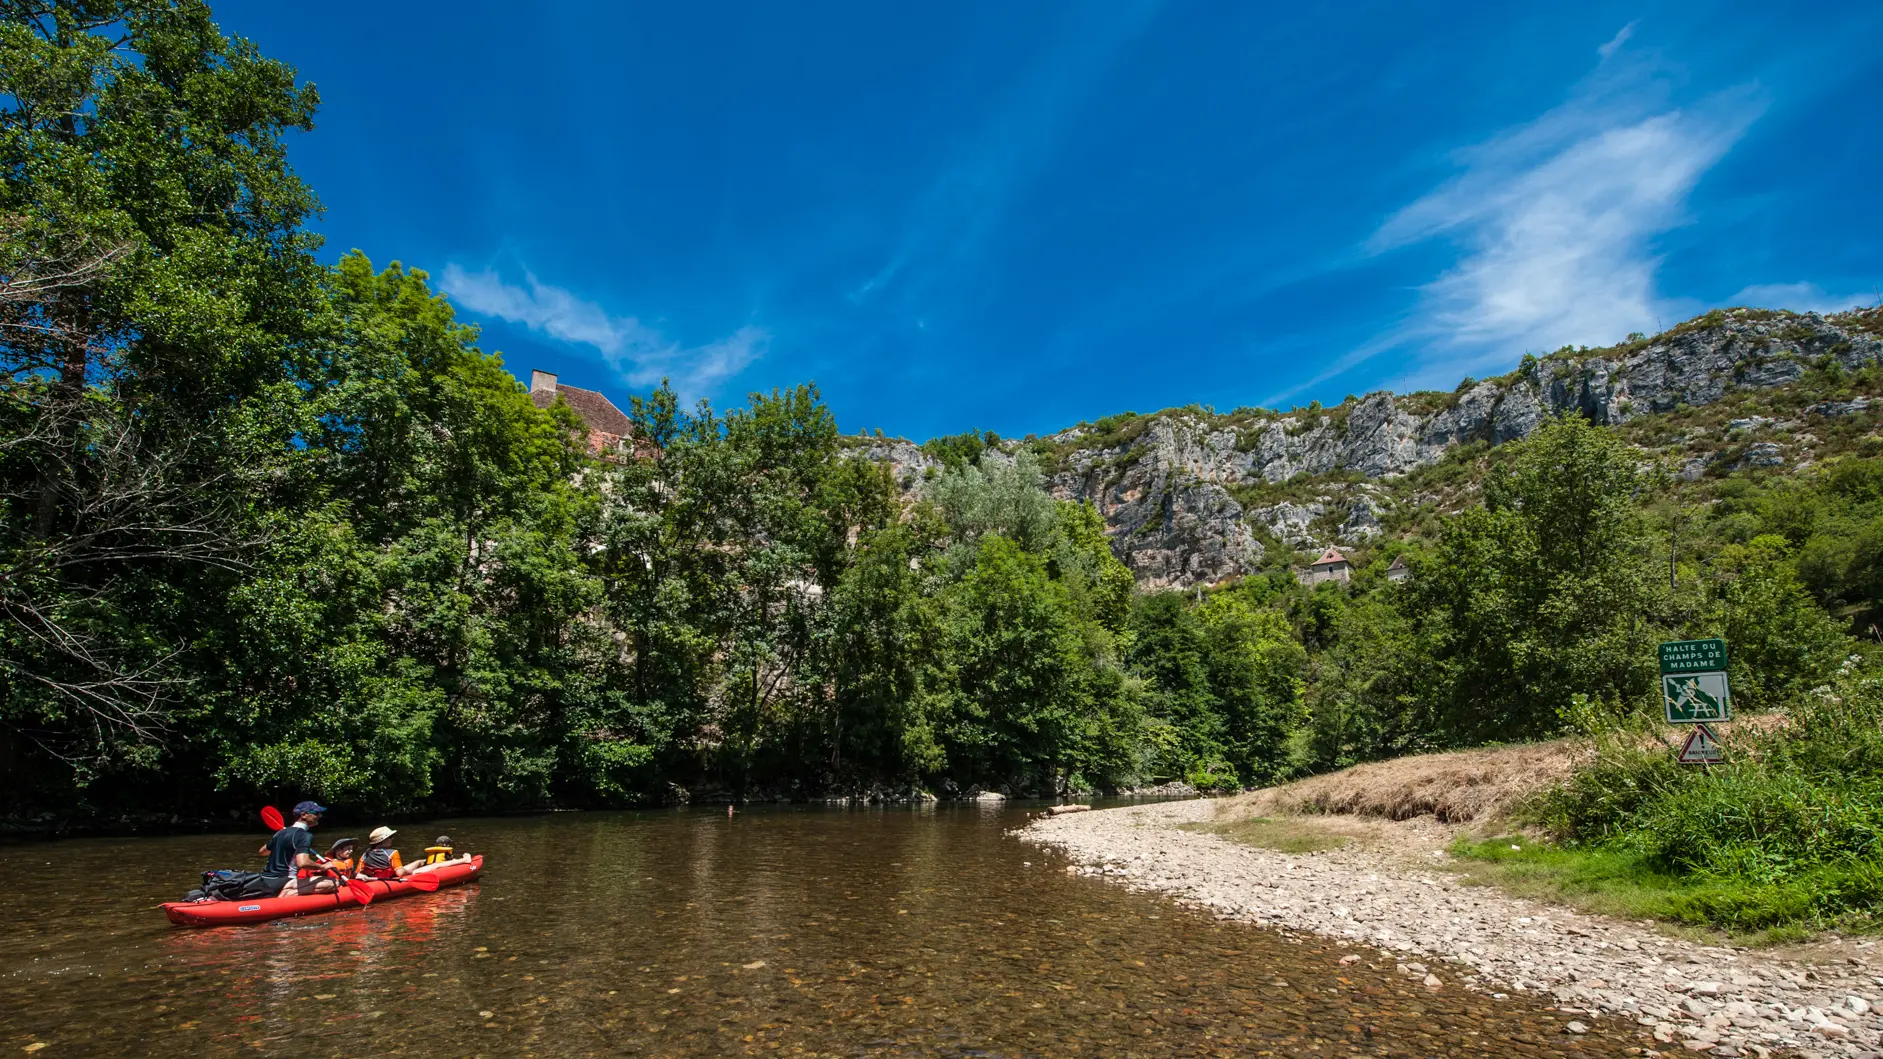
[181,869,275,902]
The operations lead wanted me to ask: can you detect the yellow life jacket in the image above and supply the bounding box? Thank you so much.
[423,846,454,865]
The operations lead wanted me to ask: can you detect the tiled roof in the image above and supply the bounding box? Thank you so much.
[533,384,631,439]
[1310,547,1349,567]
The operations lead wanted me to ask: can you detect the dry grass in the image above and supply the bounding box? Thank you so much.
[1218,741,1580,826]
[1219,716,1787,830]
[1180,816,1352,854]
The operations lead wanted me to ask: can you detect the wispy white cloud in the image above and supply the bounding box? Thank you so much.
[842,1,1163,322]
[439,265,766,399]
[1281,28,1765,404]
[1727,282,1877,316]
[1597,21,1637,61]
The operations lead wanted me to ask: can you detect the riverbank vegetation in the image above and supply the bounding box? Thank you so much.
[1474,654,1883,938]
[8,2,1883,931]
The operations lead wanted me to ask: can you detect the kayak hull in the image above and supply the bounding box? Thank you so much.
[162,855,483,927]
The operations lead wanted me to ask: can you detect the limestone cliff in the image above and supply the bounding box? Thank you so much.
[863,306,1883,590]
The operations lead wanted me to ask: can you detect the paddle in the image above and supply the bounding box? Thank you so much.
[404,871,441,891]
[344,874,377,905]
[261,805,285,831]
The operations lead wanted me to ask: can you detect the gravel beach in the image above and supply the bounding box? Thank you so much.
[1022,799,1883,1058]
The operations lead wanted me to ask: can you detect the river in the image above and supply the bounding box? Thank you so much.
[0,802,1650,1056]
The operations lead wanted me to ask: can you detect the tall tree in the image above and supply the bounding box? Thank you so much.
[0,0,322,801]
[1410,415,1662,741]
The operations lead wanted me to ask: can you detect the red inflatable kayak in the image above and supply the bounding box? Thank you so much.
[162,855,483,927]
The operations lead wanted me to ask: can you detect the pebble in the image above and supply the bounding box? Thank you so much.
[1023,800,1883,1059]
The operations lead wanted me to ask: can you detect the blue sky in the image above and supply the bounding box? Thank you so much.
[215,2,1882,441]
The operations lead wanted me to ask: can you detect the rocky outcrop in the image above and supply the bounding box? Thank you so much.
[1340,496,1384,541]
[1251,501,1322,547]
[1042,420,1263,590]
[1248,310,1881,486]
[860,308,1883,589]
[849,437,937,490]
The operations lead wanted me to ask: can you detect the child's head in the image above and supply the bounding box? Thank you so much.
[433,835,453,848]
[328,838,357,860]
[368,826,397,848]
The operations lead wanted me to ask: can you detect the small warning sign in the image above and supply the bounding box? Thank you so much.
[1677,723,1724,765]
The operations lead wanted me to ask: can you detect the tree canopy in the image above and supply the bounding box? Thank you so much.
[1,2,1873,821]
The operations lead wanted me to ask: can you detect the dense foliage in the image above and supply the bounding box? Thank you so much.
[3,3,1879,839]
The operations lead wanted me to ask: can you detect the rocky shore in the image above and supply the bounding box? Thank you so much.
[1022,799,1883,1058]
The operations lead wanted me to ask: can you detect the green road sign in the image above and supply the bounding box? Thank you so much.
[1660,638,1728,675]
[1660,639,1731,723]
[1663,671,1731,723]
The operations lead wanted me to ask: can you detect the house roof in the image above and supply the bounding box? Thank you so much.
[1386,555,1409,569]
[1309,547,1350,567]
[533,384,632,439]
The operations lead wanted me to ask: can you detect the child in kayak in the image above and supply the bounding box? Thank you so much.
[325,837,359,875]
[409,835,474,875]
[356,826,408,880]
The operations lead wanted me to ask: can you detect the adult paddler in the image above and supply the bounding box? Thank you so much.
[258,801,340,898]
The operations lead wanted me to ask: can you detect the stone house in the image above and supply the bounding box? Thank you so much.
[1385,555,1411,583]
[529,370,632,457]
[1299,546,1353,586]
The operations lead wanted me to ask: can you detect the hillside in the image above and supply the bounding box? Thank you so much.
[859,305,1883,588]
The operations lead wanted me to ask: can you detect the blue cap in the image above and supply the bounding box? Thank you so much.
[292,800,328,817]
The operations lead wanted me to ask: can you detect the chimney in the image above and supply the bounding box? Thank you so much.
[530,370,557,395]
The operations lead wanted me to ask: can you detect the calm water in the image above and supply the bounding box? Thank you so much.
[0,803,1650,1057]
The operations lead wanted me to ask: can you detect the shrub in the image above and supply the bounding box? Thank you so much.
[1546,655,1883,886]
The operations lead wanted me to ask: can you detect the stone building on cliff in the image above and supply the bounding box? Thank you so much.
[529,370,632,457]
[1299,547,1353,586]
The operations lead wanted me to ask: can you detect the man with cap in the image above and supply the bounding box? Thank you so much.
[259,801,340,898]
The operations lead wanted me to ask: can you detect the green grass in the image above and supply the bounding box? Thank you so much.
[1182,816,1351,854]
[1450,836,1883,944]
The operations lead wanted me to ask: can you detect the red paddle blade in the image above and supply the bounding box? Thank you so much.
[348,877,375,905]
[260,806,284,831]
[406,871,441,891]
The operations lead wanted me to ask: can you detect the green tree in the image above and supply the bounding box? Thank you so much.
[1127,592,1220,782]
[820,520,949,782]
[1410,416,1663,742]
[212,255,608,812]
[1196,592,1306,785]
[1,0,324,805]
[1697,535,1850,709]
[939,534,1142,792]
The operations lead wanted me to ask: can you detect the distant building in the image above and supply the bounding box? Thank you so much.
[529,370,632,457]
[1384,555,1411,583]
[1298,546,1353,586]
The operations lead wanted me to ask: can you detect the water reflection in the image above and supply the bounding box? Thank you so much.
[0,805,1651,1056]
